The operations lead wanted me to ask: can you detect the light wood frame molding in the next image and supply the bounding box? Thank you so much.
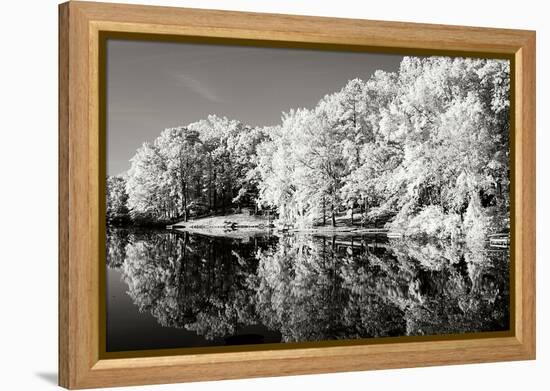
[59,1,536,389]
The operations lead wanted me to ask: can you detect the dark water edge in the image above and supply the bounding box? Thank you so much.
[106,267,282,352]
[106,226,509,353]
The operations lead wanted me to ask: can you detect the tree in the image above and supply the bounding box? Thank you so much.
[256,106,347,227]
[155,127,204,221]
[106,175,129,223]
[125,142,167,221]
[187,115,268,213]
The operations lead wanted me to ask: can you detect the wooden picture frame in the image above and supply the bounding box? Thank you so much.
[59,1,536,389]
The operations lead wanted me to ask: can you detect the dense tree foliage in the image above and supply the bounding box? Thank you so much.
[106,176,130,224]
[108,116,268,224]
[108,57,510,239]
[256,57,510,238]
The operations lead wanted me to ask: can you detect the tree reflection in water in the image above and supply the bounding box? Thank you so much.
[107,228,509,347]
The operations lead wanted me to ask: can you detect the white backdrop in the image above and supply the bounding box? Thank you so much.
[0,0,546,389]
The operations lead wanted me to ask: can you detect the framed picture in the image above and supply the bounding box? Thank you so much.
[58,1,536,389]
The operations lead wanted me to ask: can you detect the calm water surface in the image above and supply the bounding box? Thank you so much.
[106,227,509,352]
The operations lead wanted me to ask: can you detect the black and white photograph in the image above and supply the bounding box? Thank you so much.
[105,39,511,353]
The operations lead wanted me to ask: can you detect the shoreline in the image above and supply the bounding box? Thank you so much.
[165,212,399,236]
[110,212,509,246]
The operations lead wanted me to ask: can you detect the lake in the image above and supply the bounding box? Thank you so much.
[106,227,509,352]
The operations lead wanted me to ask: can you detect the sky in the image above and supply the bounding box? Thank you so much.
[106,39,403,175]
